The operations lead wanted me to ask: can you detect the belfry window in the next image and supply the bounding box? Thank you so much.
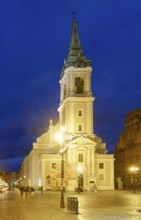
[75,77,84,94]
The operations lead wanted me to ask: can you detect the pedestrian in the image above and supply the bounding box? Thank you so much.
[80,186,83,192]
[25,186,30,197]
[77,186,80,194]
[41,186,43,194]
[93,182,97,192]
[30,187,35,198]
[19,186,24,197]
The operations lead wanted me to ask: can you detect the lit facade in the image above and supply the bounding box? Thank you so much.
[19,16,114,191]
[114,109,141,189]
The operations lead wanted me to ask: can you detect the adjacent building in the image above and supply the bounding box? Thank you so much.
[114,109,141,189]
[0,170,18,187]
[19,16,115,191]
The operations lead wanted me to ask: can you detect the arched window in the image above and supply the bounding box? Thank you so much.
[75,77,84,94]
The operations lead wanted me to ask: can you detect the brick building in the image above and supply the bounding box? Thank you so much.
[114,109,141,189]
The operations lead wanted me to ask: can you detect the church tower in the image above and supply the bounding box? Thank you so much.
[58,15,94,135]
[58,15,115,191]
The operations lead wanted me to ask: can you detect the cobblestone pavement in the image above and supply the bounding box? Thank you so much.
[1,189,141,220]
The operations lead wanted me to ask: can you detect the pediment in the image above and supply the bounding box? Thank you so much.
[67,135,97,146]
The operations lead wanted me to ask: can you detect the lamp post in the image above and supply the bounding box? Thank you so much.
[60,149,65,208]
[56,127,67,208]
[129,166,139,193]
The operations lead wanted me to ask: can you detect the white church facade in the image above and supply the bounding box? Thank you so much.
[19,16,115,191]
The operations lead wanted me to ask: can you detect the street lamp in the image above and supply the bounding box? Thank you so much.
[56,127,67,208]
[59,148,67,208]
[23,175,26,187]
[129,166,139,193]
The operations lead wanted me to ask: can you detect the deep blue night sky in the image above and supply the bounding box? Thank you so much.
[0,0,141,172]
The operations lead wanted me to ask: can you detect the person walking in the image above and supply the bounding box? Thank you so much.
[30,187,35,198]
[19,186,24,197]
[93,182,97,192]
[77,186,80,194]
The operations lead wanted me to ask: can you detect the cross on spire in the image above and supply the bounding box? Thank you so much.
[72,11,76,19]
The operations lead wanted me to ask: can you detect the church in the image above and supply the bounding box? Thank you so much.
[19,15,115,191]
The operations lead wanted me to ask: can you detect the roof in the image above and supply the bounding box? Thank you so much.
[61,15,91,78]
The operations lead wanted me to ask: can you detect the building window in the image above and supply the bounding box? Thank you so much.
[78,124,83,132]
[75,77,84,94]
[99,174,104,180]
[99,163,104,169]
[78,109,83,117]
[52,163,57,169]
[78,154,83,162]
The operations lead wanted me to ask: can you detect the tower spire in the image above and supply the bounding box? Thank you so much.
[60,14,91,78]
[69,12,81,52]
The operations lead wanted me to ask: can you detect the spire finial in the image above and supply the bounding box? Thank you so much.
[72,11,76,19]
